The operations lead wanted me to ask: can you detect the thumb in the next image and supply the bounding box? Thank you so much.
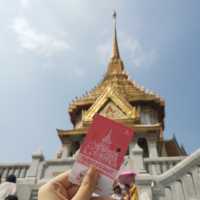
[72,167,100,200]
[81,166,99,192]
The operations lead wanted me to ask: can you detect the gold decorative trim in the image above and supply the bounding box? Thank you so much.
[58,123,162,139]
[82,86,136,122]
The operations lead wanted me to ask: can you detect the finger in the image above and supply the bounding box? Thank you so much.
[48,170,80,199]
[80,166,99,192]
[38,182,68,200]
[86,166,99,182]
[51,182,70,200]
[50,171,74,189]
[51,171,69,184]
[67,185,79,199]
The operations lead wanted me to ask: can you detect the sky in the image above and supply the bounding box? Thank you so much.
[0,0,200,162]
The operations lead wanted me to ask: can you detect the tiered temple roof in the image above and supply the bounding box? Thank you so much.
[68,11,165,126]
[57,12,186,158]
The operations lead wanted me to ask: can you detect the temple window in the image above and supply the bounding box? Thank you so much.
[140,107,158,124]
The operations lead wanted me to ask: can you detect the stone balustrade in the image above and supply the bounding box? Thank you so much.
[38,158,74,182]
[144,156,186,175]
[153,148,200,200]
[0,163,30,179]
[1,148,200,200]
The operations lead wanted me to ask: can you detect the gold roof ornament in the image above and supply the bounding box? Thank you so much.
[111,11,120,60]
[68,12,165,126]
[106,10,124,76]
[82,86,137,122]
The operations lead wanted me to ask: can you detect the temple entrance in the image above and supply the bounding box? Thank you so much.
[137,137,149,158]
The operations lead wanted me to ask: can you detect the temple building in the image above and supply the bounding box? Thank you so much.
[56,12,186,160]
[0,13,199,200]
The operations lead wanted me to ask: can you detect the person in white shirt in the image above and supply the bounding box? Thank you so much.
[0,175,17,200]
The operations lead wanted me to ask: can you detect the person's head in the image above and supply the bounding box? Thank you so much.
[118,170,136,188]
[113,184,122,195]
[5,195,18,200]
[6,175,16,183]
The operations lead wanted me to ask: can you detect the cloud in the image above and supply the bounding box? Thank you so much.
[97,32,157,68]
[20,0,30,8]
[12,17,70,56]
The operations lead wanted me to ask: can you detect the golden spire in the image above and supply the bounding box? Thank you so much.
[106,11,124,76]
[111,11,120,60]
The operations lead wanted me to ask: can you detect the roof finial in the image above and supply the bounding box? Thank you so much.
[105,11,124,77]
[113,10,117,20]
[111,10,120,60]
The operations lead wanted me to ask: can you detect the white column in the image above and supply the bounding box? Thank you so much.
[61,143,72,158]
[26,149,44,184]
[147,136,158,158]
[130,142,146,173]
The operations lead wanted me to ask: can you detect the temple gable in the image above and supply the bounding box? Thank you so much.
[82,86,137,123]
[100,101,126,119]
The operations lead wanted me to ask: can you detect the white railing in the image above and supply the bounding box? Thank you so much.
[0,163,30,179]
[144,156,186,175]
[153,149,200,200]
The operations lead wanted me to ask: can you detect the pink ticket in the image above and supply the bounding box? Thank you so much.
[69,114,134,195]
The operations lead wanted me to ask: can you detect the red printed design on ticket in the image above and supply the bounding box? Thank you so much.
[69,114,134,195]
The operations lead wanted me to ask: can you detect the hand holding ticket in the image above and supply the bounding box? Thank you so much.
[69,114,134,195]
